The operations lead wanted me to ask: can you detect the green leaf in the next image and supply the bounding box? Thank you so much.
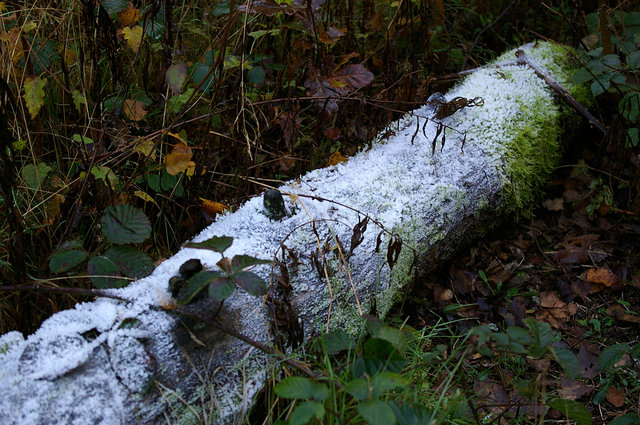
[185,235,234,254]
[21,162,52,190]
[230,254,272,273]
[591,78,610,97]
[72,133,94,144]
[248,66,265,84]
[103,246,153,279]
[389,401,434,425]
[374,326,408,353]
[345,378,369,401]
[370,372,408,398]
[548,346,579,379]
[628,50,640,69]
[547,398,592,425]
[191,62,215,91]
[178,271,224,305]
[91,166,119,189]
[23,76,47,119]
[72,90,87,114]
[289,401,324,425]
[356,399,396,425]
[49,243,87,273]
[208,276,235,301]
[275,377,322,400]
[321,330,355,354]
[507,325,535,345]
[232,271,267,296]
[101,204,151,244]
[599,343,629,371]
[88,256,127,289]
[523,318,557,348]
[609,413,640,425]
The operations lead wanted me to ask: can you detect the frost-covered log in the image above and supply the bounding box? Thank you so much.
[0,42,590,424]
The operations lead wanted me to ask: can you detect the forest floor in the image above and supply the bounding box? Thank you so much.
[401,131,640,424]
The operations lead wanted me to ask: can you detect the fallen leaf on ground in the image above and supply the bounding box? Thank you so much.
[123,99,147,121]
[557,377,592,400]
[165,142,194,175]
[585,267,617,286]
[606,387,625,407]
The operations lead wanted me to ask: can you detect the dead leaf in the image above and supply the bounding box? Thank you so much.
[0,27,24,64]
[201,198,229,218]
[606,387,625,408]
[276,108,301,150]
[323,127,342,140]
[543,197,564,211]
[118,3,141,27]
[122,25,143,52]
[133,137,156,160]
[557,377,592,400]
[123,99,147,121]
[165,142,194,175]
[606,304,640,323]
[326,151,347,166]
[585,267,617,286]
[134,190,157,205]
[540,291,566,308]
[166,63,187,93]
[304,58,374,115]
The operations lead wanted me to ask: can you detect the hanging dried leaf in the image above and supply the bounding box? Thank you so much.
[123,98,147,121]
[349,216,368,255]
[165,142,195,175]
[432,122,443,155]
[118,3,141,27]
[387,236,402,270]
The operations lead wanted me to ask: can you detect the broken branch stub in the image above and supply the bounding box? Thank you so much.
[0,41,591,424]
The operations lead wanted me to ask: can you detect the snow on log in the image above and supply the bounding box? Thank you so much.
[0,42,590,424]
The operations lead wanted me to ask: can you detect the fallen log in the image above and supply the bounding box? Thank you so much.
[0,41,591,424]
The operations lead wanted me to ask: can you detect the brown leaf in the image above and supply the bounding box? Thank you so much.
[304,61,374,115]
[276,109,301,150]
[606,387,625,408]
[606,304,640,323]
[542,197,564,211]
[319,26,346,43]
[585,267,617,286]
[326,151,347,167]
[540,291,566,308]
[123,99,147,121]
[118,2,141,27]
[557,377,592,400]
[323,126,342,140]
[200,198,229,218]
[577,343,600,379]
[165,142,194,175]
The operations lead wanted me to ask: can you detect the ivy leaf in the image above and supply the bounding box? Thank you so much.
[185,235,233,254]
[233,271,267,296]
[122,25,143,51]
[101,204,151,244]
[23,76,47,119]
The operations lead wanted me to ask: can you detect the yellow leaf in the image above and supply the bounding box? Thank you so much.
[22,21,37,33]
[326,151,348,166]
[200,198,229,217]
[46,193,65,225]
[165,142,194,175]
[134,190,158,206]
[61,47,76,64]
[118,3,141,27]
[122,25,143,52]
[23,76,47,119]
[0,2,6,12]
[133,137,156,160]
[123,98,147,121]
